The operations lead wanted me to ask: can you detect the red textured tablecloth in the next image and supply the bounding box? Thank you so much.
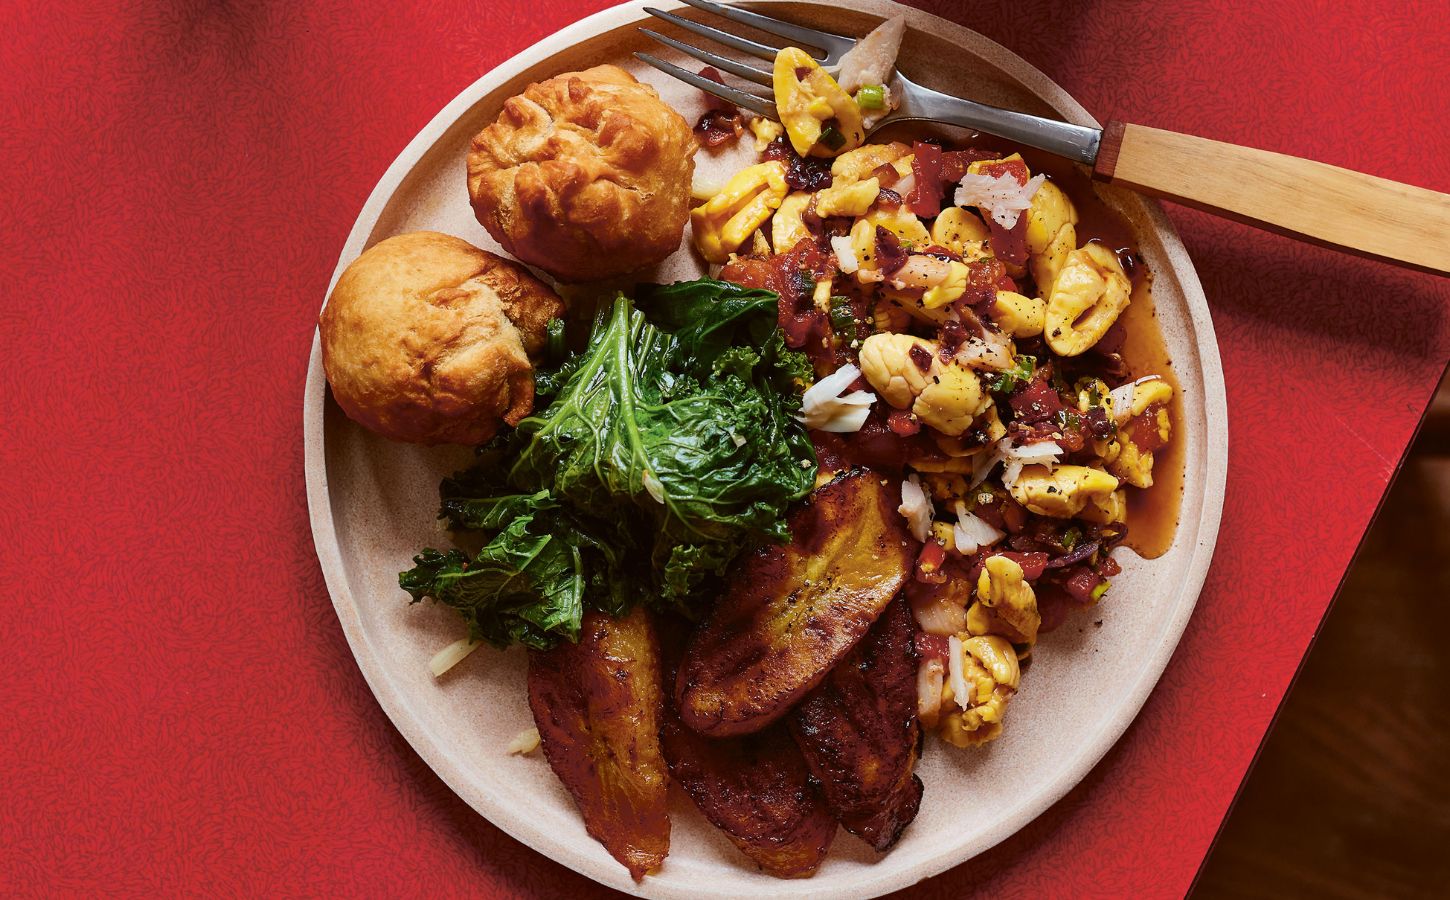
[3,0,1447,896]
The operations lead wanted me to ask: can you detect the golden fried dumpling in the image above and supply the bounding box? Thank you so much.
[319,231,565,445]
[467,65,696,282]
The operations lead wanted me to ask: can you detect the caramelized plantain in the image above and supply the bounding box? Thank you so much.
[790,596,923,850]
[661,715,837,877]
[527,607,669,880]
[656,622,835,878]
[676,468,914,736]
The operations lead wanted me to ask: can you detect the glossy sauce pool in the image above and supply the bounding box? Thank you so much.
[1021,148,1186,560]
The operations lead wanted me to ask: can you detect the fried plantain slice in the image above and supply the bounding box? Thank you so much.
[661,714,837,877]
[676,468,914,736]
[527,607,669,881]
[657,622,835,878]
[790,595,923,850]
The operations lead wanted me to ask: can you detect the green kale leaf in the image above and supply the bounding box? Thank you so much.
[399,280,816,649]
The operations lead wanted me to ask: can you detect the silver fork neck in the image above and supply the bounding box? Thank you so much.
[890,78,1102,166]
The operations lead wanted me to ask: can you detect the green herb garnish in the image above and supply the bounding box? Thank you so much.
[989,354,1037,393]
[855,84,885,110]
[1061,526,1081,551]
[817,126,846,151]
[828,295,856,333]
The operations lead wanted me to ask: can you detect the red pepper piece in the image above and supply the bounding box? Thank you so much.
[907,141,944,217]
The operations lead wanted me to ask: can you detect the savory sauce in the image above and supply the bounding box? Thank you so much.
[1016,146,1185,559]
[1115,279,1185,560]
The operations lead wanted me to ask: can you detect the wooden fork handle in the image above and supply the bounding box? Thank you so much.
[1093,122,1450,276]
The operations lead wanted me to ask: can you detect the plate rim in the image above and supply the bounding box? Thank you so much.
[303,1,1229,896]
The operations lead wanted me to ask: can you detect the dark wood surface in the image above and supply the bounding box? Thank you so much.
[1196,374,1450,898]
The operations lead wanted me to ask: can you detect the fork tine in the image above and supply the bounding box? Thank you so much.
[639,28,773,87]
[675,0,854,59]
[634,52,779,119]
[643,7,779,62]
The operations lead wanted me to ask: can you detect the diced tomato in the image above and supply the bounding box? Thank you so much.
[1009,372,1066,425]
[968,550,1049,583]
[1061,565,1106,604]
[1128,403,1169,452]
[887,409,921,436]
[915,540,948,584]
[824,407,933,472]
[1008,418,1062,446]
[1036,583,1074,633]
[946,258,1004,312]
[977,158,1030,186]
[869,162,900,188]
[718,254,772,289]
[1001,496,1030,534]
[933,321,964,360]
[1025,516,1062,547]
[969,489,1031,538]
[1007,533,1048,554]
[905,558,969,603]
[1009,550,1049,581]
[721,238,837,367]
[971,496,1005,531]
[804,204,855,240]
[986,215,1028,266]
[968,257,1007,288]
[915,631,950,663]
[1055,418,1086,454]
[907,141,944,217]
[939,147,1003,182]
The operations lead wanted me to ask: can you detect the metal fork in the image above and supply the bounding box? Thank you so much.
[638,0,1101,165]
[634,0,1450,275]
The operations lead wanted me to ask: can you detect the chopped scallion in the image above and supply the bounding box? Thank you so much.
[856,84,885,110]
[990,354,1037,393]
[1061,527,1081,551]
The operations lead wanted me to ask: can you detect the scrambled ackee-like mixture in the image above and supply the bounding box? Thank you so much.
[689,47,1176,749]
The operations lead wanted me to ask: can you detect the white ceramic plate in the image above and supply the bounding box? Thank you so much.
[304,2,1228,896]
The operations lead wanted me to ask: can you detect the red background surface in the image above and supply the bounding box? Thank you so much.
[3,0,1447,896]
